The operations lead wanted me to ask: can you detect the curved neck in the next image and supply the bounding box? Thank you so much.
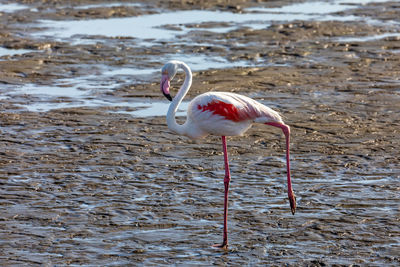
[166,62,192,135]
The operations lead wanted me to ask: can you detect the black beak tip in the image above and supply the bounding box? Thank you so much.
[164,93,172,101]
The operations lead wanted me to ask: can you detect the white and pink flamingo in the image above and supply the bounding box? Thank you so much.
[160,60,296,249]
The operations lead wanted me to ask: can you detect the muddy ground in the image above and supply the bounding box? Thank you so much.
[0,0,399,266]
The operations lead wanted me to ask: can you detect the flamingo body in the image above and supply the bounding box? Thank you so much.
[160,60,296,249]
[186,92,283,138]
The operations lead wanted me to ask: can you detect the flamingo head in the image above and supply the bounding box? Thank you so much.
[161,61,179,101]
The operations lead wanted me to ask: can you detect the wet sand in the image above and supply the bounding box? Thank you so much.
[1,0,399,265]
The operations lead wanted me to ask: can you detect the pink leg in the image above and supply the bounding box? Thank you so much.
[212,136,230,249]
[265,122,296,215]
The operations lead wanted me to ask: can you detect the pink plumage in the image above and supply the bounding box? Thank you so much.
[160,60,296,249]
[188,91,283,137]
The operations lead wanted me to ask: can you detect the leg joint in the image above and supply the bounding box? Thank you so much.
[224,176,231,184]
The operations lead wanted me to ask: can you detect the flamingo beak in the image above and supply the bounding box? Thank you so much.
[288,190,296,215]
[161,74,172,101]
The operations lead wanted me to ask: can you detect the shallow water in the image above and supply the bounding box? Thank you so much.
[0,47,33,58]
[1,108,399,265]
[1,0,400,265]
[34,1,365,42]
[335,32,400,42]
[6,80,189,115]
[0,3,27,13]
[19,0,397,113]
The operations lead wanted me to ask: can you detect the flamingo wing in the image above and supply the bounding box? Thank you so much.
[187,92,283,137]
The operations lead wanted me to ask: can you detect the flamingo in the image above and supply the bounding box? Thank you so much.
[160,60,296,249]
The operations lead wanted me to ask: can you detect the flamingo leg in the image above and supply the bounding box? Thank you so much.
[212,136,230,249]
[265,122,296,214]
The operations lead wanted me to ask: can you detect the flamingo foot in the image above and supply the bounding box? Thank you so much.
[212,242,228,250]
[288,190,296,215]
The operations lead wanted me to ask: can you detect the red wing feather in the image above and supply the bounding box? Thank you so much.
[197,100,251,122]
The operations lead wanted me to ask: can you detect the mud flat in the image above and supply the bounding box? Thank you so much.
[0,0,399,265]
